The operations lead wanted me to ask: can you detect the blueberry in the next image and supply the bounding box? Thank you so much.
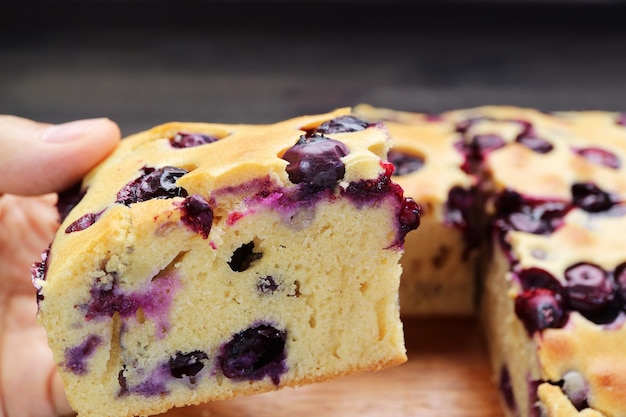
[30,248,50,303]
[564,262,616,313]
[314,115,369,134]
[257,276,280,294]
[219,324,287,385]
[169,350,209,379]
[499,366,516,411]
[573,147,620,169]
[56,181,86,222]
[387,149,425,176]
[454,117,489,133]
[514,288,568,335]
[470,134,506,154]
[445,186,474,228]
[516,134,553,154]
[517,268,563,294]
[282,134,350,190]
[228,242,262,272]
[65,209,105,233]
[614,262,626,301]
[399,197,421,235]
[116,166,188,206]
[170,132,219,148]
[177,195,213,239]
[571,182,615,213]
[616,113,626,126]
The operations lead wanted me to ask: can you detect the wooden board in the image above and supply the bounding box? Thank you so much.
[160,317,505,417]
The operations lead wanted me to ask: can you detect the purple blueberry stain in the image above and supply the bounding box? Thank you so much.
[571,182,615,213]
[118,363,169,397]
[282,133,350,190]
[313,115,369,135]
[514,288,568,335]
[116,166,189,206]
[257,276,281,294]
[169,132,219,148]
[85,272,180,339]
[387,149,425,176]
[65,335,102,375]
[218,324,287,385]
[65,209,105,233]
[176,194,213,239]
[573,147,621,169]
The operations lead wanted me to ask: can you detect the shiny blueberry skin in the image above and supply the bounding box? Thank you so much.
[494,190,569,235]
[314,115,369,134]
[517,268,563,294]
[282,134,350,190]
[515,288,568,335]
[177,195,213,239]
[218,324,287,385]
[564,263,615,312]
[516,134,554,154]
[614,262,626,301]
[170,132,219,148]
[573,147,621,169]
[116,166,189,206]
[65,209,105,233]
[169,350,209,379]
[571,182,615,213]
[387,149,425,176]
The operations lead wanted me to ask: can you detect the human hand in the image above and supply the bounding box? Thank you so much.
[0,116,121,417]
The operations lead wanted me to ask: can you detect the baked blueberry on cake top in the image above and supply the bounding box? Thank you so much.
[32,108,420,417]
[355,104,626,417]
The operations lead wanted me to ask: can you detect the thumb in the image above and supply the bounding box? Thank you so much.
[0,115,121,195]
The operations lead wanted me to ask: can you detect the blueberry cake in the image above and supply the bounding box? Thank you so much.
[31,109,420,417]
[353,104,480,316]
[355,104,626,416]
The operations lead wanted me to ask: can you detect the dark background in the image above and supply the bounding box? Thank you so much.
[2,0,626,135]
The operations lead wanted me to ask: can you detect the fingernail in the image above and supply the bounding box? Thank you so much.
[41,118,109,143]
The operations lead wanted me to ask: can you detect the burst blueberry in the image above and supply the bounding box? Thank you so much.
[116,166,189,206]
[514,288,568,335]
[314,115,369,134]
[169,350,209,379]
[177,195,213,239]
[218,324,287,385]
[564,263,616,313]
[170,132,219,148]
[387,149,425,176]
[571,182,614,213]
[282,134,350,190]
[573,147,620,169]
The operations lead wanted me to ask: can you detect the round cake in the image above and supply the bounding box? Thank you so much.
[32,108,421,417]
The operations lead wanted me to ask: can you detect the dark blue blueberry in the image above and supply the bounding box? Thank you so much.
[517,268,563,294]
[282,134,350,190]
[228,242,263,272]
[387,149,425,176]
[514,288,568,335]
[170,132,219,148]
[178,194,213,239]
[574,147,620,169]
[169,350,209,379]
[116,166,188,206]
[516,134,553,154]
[219,324,287,385]
[499,366,516,412]
[571,182,615,213]
[314,115,369,134]
[56,181,86,222]
[65,209,105,233]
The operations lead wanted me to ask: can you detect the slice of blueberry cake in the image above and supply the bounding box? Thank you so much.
[32,108,420,417]
[353,104,480,316]
[356,104,626,416]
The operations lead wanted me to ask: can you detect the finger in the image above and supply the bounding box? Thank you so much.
[0,115,121,196]
[2,295,75,417]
